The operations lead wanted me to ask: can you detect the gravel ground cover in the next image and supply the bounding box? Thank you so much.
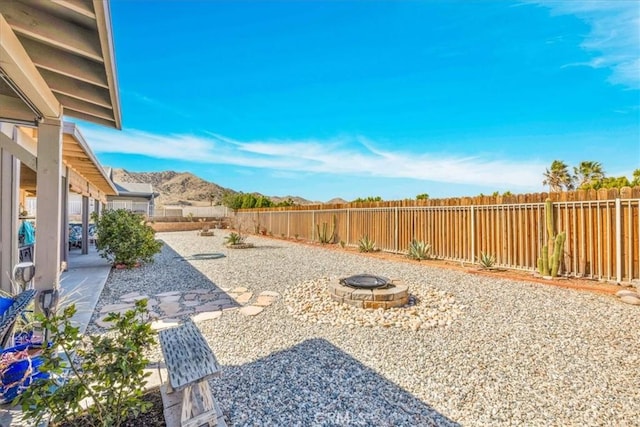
[91,230,639,426]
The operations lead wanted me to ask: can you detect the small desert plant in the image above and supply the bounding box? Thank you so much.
[224,232,245,245]
[358,235,376,252]
[18,300,155,426]
[92,209,162,268]
[407,239,431,261]
[316,215,336,244]
[294,234,299,240]
[477,251,496,269]
[339,240,346,248]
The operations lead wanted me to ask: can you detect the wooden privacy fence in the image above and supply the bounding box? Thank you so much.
[233,188,640,284]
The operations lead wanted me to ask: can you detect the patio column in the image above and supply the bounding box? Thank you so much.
[81,195,89,255]
[34,117,63,298]
[0,146,20,293]
[61,172,69,270]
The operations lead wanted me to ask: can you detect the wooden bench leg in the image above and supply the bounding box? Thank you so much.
[180,380,224,427]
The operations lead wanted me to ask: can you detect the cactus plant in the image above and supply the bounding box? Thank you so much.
[537,198,565,277]
[316,215,336,244]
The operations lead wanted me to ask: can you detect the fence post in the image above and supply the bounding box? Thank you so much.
[346,209,350,246]
[470,205,475,265]
[311,211,315,241]
[394,207,399,252]
[616,198,622,283]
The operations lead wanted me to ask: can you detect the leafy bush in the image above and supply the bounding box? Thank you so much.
[224,232,245,245]
[477,251,496,269]
[18,300,155,426]
[407,239,431,261]
[92,209,162,268]
[358,235,376,252]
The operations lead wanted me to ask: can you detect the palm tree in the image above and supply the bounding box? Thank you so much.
[573,161,605,189]
[543,160,574,192]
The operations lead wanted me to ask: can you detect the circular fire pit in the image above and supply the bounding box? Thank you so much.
[329,275,409,309]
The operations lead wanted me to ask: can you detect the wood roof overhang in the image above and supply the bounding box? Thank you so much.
[0,0,122,129]
[16,123,118,200]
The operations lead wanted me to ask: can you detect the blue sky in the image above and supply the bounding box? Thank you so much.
[80,1,640,202]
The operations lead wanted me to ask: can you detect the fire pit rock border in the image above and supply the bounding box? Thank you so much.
[329,278,409,309]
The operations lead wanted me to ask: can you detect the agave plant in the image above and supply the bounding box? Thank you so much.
[224,232,245,245]
[477,251,496,269]
[358,235,376,253]
[407,239,431,261]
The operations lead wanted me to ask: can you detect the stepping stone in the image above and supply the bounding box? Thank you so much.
[195,304,221,313]
[209,298,234,306]
[121,295,149,303]
[616,289,638,298]
[184,300,201,307]
[239,305,264,316]
[620,295,640,305]
[120,292,141,299]
[221,304,238,312]
[190,289,211,294]
[159,295,181,303]
[230,287,249,293]
[158,302,181,316]
[254,296,277,307]
[95,314,115,329]
[175,309,194,316]
[100,303,134,314]
[155,291,182,297]
[235,292,254,304]
[184,293,198,301]
[151,319,180,331]
[146,298,159,307]
[260,291,280,297]
[192,311,222,323]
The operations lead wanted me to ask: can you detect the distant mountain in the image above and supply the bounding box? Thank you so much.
[111,169,234,206]
[326,197,348,204]
[110,169,316,207]
[269,195,318,205]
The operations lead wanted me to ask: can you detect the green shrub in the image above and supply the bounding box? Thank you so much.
[358,235,376,252]
[224,232,245,245]
[18,300,155,426]
[477,251,496,269]
[92,209,162,268]
[407,239,431,261]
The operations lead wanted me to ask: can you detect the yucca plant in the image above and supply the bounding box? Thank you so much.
[224,232,245,245]
[407,239,431,261]
[358,235,376,253]
[477,251,496,269]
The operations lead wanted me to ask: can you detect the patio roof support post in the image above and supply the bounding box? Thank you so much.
[34,117,63,308]
[81,195,89,255]
[0,145,20,293]
[94,199,101,216]
[60,172,69,270]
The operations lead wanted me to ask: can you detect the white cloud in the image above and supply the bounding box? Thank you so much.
[530,1,640,89]
[83,127,544,189]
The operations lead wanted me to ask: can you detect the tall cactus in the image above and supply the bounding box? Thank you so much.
[316,214,336,244]
[537,198,565,277]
